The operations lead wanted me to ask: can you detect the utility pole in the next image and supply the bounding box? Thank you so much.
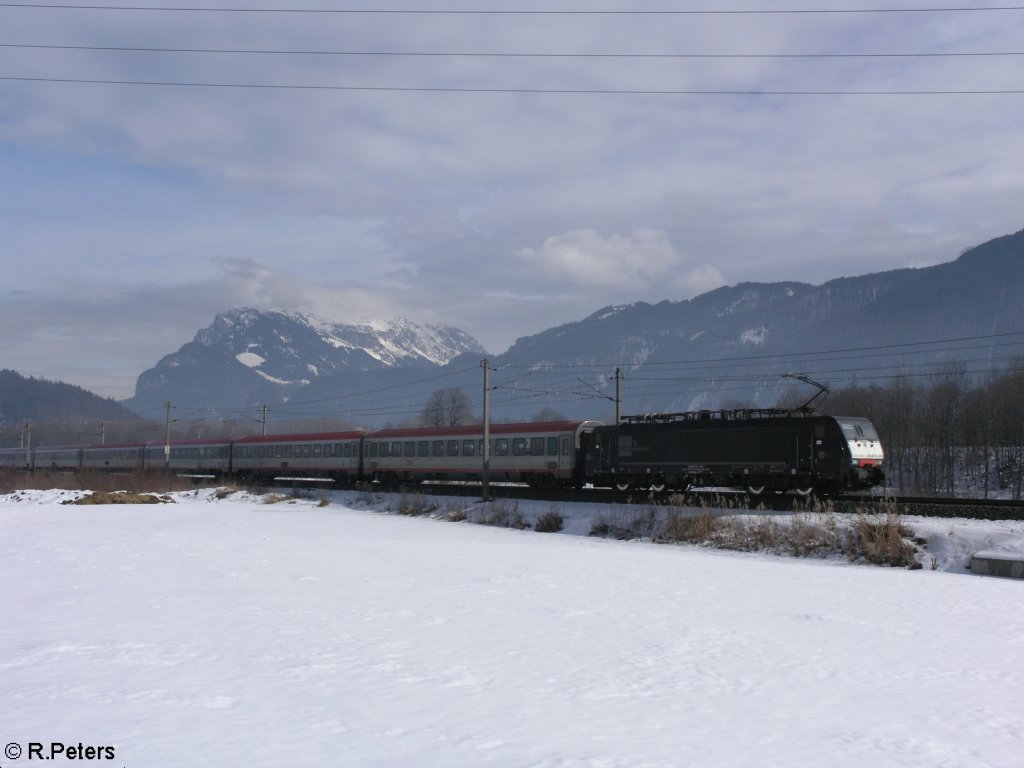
[164,401,173,469]
[262,404,269,437]
[100,421,106,445]
[481,358,491,501]
[23,422,32,466]
[615,367,623,424]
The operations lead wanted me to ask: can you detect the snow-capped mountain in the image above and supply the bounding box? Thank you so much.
[490,227,1024,415]
[197,309,483,378]
[124,310,485,416]
[123,227,1024,424]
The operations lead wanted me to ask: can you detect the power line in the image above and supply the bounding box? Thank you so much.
[2,4,1023,14]
[3,75,1021,95]
[4,43,1022,59]
[498,330,1024,371]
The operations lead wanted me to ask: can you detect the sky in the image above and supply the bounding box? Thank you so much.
[2,1,1024,400]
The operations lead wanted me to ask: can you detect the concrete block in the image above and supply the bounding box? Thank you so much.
[971,550,1024,579]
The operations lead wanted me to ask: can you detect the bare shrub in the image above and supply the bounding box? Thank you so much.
[354,487,381,506]
[590,506,658,539]
[395,492,437,517]
[534,507,564,533]
[476,500,529,530]
[441,500,470,522]
[782,513,841,557]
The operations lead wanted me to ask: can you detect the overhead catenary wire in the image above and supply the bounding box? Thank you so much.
[4,43,1023,60]
[2,3,1024,14]
[3,76,1021,96]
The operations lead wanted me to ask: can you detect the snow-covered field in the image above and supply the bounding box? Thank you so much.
[2,488,1023,768]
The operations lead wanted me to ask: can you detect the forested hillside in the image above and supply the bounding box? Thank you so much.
[0,370,136,428]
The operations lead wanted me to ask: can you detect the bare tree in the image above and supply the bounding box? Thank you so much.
[420,388,475,427]
[531,407,568,422]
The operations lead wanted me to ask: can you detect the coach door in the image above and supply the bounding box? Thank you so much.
[551,433,567,479]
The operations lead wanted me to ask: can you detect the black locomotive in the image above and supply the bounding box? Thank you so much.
[584,409,884,496]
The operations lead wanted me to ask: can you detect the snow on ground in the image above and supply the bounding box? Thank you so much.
[1,488,1023,768]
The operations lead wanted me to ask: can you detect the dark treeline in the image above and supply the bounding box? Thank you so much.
[815,361,1024,498]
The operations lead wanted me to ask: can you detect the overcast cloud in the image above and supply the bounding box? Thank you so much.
[2,1,1023,399]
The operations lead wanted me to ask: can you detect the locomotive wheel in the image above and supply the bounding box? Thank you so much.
[747,484,765,496]
[614,480,631,492]
[650,481,666,493]
[794,486,814,497]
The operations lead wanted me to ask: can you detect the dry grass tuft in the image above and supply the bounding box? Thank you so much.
[68,491,172,505]
[844,511,921,568]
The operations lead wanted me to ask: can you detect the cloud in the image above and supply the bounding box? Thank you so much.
[516,229,724,294]
[3,3,1024,398]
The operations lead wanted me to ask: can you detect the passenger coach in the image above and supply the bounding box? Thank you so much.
[364,420,602,487]
[232,431,366,482]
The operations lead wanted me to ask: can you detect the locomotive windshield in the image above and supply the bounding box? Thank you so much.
[836,418,880,442]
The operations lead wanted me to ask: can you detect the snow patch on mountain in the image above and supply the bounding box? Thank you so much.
[741,327,767,345]
[236,352,265,368]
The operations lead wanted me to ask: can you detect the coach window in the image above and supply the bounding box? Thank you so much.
[513,438,527,456]
[495,438,509,456]
[418,441,430,457]
[342,444,350,458]
[391,441,402,457]
[301,445,311,458]
[447,440,459,456]
[313,444,322,458]
[547,437,558,456]
[433,440,444,457]
[378,443,389,457]
[282,445,292,458]
[462,439,475,457]
[405,441,415,457]
[531,437,545,456]
[369,442,378,458]
[561,437,569,455]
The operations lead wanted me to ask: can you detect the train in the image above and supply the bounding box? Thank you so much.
[0,410,885,495]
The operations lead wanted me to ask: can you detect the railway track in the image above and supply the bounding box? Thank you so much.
[324,479,1024,521]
